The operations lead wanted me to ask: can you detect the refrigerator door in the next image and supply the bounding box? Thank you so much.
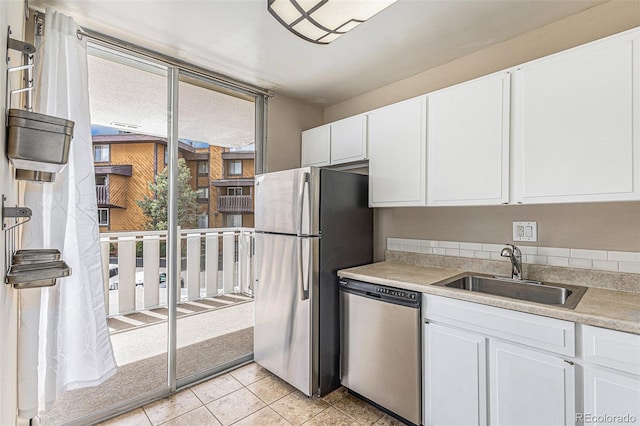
[254,232,319,396]
[255,167,320,236]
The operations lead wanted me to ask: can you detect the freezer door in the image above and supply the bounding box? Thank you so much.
[255,167,320,236]
[254,232,319,396]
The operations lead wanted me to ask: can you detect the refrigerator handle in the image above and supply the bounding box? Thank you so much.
[297,172,310,235]
[298,238,310,301]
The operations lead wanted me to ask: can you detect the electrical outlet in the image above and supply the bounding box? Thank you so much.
[513,221,537,242]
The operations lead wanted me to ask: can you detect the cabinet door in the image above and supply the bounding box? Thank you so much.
[424,323,488,426]
[301,125,330,167]
[427,73,510,205]
[331,115,367,165]
[368,96,427,207]
[584,366,640,426]
[513,32,640,203]
[490,340,575,426]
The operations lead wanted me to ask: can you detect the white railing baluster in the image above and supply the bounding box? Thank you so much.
[143,235,160,308]
[223,231,235,293]
[118,236,137,313]
[239,230,249,295]
[186,233,200,300]
[205,232,219,297]
[100,227,253,316]
[176,226,182,302]
[101,238,110,309]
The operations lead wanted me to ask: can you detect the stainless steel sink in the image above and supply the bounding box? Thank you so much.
[434,274,587,309]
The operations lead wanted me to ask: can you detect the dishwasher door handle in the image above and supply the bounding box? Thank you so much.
[365,291,382,299]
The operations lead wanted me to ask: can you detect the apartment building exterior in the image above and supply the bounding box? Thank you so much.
[93,133,254,232]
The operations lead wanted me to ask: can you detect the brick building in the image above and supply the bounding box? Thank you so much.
[93,133,254,232]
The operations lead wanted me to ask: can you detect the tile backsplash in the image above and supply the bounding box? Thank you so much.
[387,238,640,274]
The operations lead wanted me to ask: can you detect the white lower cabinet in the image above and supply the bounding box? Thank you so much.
[424,323,488,426]
[423,294,576,426]
[582,325,640,426]
[490,340,575,426]
[584,366,640,426]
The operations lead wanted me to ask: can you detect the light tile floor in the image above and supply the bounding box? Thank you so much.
[99,363,405,426]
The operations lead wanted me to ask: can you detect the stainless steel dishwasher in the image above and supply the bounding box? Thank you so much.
[339,278,421,425]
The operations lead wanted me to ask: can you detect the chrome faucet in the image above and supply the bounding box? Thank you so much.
[501,243,522,280]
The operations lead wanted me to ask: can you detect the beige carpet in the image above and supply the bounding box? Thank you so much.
[40,327,254,426]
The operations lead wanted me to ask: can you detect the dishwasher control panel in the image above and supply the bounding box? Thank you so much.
[375,286,417,300]
[339,279,421,308]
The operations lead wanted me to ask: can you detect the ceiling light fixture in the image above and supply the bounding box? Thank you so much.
[268,0,398,45]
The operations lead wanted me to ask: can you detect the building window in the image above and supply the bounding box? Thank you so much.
[227,187,243,196]
[227,160,242,176]
[95,174,107,186]
[226,214,242,227]
[197,161,209,175]
[98,208,109,226]
[94,144,110,162]
[197,214,208,229]
[197,187,209,200]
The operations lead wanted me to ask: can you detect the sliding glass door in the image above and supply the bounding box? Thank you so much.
[39,40,263,426]
[175,72,256,384]
[39,44,172,425]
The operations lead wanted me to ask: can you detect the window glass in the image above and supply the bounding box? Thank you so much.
[95,175,107,186]
[94,145,110,162]
[227,187,243,195]
[228,160,242,176]
[197,161,209,174]
[226,214,242,227]
[97,208,109,226]
[197,214,208,228]
[197,188,209,199]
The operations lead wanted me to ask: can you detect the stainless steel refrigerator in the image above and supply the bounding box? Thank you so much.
[254,167,372,397]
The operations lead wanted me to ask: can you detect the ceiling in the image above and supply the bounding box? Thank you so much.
[31,0,605,107]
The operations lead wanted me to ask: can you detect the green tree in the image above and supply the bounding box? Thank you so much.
[137,158,199,230]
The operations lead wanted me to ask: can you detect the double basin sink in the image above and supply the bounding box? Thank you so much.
[434,274,587,309]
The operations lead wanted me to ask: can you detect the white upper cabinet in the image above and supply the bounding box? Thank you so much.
[368,96,427,207]
[330,115,367,165]
[427,73,510,206]
[513,31,640,203]
[301,124,330,167]
[301,115,367,168]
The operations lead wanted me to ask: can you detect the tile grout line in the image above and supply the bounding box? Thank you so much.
[135,364,390,426]
[387,237,640,274]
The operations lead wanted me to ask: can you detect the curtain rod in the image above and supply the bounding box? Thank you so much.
[32,10,273,98]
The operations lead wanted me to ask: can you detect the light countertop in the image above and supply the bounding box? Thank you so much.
[338,261,640,335]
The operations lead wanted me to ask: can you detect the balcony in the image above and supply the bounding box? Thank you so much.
[95,179,128,208]
[100,227,254,315]
[217,195,253,213]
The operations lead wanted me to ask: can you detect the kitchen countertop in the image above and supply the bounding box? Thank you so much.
[338,261,640,335]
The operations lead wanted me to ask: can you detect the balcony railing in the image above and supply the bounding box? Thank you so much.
[100,227,254,316]
[217,195,253,213]
[96,185,108,205]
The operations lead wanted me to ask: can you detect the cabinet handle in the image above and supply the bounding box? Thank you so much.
[564,360,574,365]
[424,320,430,324]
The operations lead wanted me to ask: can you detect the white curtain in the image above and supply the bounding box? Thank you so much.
[18,9,117,418]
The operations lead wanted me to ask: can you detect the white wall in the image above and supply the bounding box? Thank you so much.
[1,1,25,424]
[266,94,323,172]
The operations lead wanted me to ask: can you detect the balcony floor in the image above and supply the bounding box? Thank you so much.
[40,297,254,426]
